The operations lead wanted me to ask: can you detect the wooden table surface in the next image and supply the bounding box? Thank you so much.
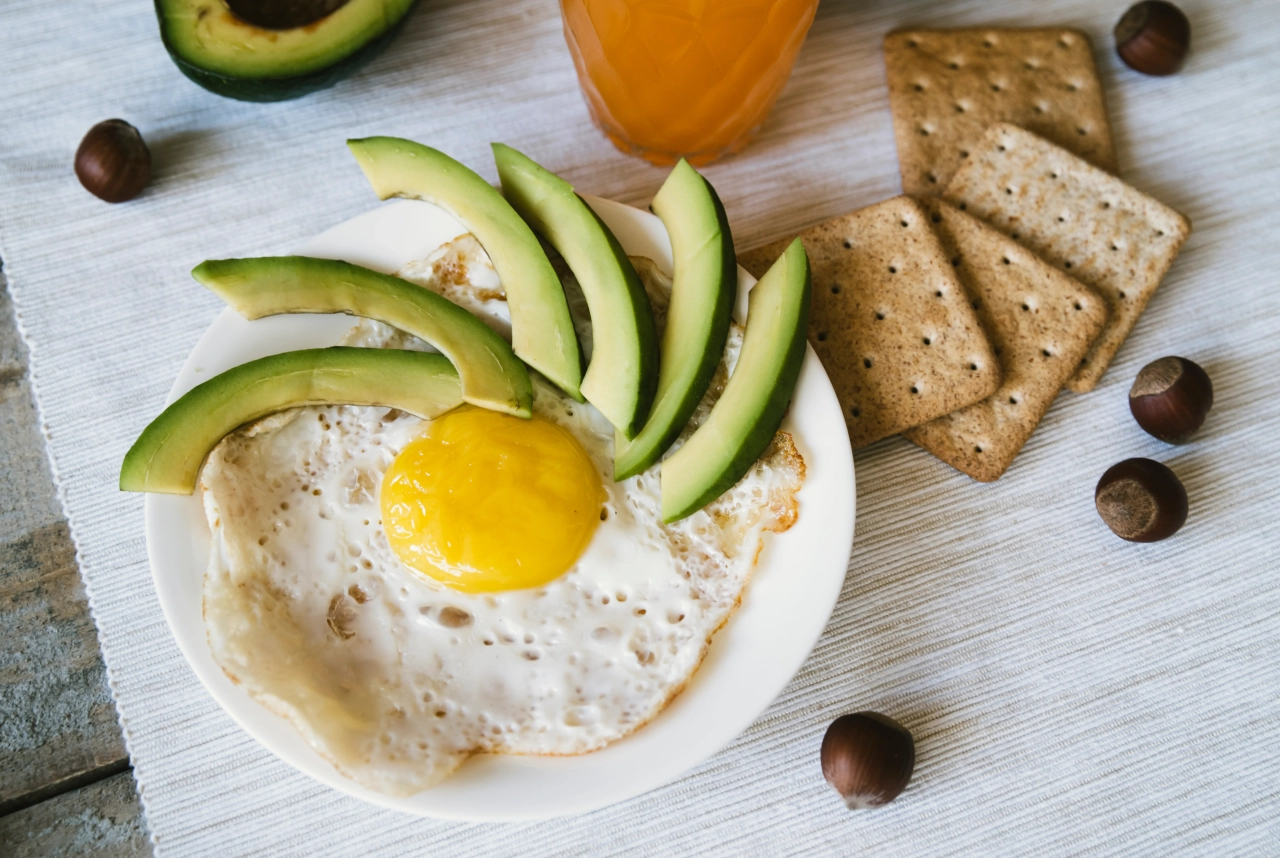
[0,268,150,855]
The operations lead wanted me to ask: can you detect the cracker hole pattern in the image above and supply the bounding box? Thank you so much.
[863,357,873,369]
[817,331,828,342]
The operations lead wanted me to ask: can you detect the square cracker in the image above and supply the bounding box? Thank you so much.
[739,197,1000,449]
[943,123,1192,392]
[902,201,1108,481]
[884,28,1116,197]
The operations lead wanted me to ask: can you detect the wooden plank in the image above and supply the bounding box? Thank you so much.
[0,273,132,816]
[0,770,151,858]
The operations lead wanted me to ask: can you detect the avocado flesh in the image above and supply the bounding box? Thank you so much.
[347,137,584,400]
[613,160,736,479]
[155,0,417,102]
[120,348,461,495]
[192,256,532,418]
[660,239,811,522]
[492,144,658,438]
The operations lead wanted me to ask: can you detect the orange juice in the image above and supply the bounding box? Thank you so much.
[560,0,819,166]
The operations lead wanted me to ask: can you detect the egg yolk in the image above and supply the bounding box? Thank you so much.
[381,407,605,593]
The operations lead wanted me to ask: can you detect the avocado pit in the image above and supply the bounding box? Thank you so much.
[224,0,351,30]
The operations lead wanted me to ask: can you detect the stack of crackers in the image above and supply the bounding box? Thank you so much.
[741,27,1191,482]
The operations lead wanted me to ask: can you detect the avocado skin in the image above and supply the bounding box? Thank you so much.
[193,255,532,417]
[613,166,736,480]
[492,143,659,438]
[155,0,417,102]
[121,347,461,495]
[660,240,811,522]
[348,137,584,400]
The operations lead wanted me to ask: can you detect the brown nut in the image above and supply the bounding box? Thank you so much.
[1129,356,1213,444]
[820,712,915,809]
[75,119,152,203]
[1095,458,1188,543]
[1115,1,1191,76]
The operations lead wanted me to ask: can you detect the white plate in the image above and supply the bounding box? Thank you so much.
[145,196,855,821]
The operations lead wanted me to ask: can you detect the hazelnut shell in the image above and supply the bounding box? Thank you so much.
[820,712,915,809]
[1115,1,1191,76]
[1095,458,1188,543]
[1129,356,1213,444]
[75,119,151,203]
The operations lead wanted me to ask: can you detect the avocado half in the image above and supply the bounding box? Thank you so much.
[155,0,418,102]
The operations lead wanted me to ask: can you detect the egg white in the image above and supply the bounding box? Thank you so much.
[199,237,805,795]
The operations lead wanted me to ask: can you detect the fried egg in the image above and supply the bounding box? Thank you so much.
[199,237,805,795]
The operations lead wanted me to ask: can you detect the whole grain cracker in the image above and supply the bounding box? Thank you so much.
[943,123,1191,392]
[884,28,1116,197]
[903,201,1108,481]
[739,197,1000,449]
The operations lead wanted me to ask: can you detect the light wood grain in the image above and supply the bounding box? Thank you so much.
[0,275,133,823]
[0,771,150,858]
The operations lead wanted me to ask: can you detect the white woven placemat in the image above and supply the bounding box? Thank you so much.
[3,0,1279,854]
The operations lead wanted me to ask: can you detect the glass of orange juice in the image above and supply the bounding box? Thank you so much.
[560,0,820,166]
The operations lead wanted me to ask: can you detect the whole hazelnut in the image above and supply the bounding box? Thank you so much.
[1129,356,1213,444]
[820,712,915,809]
[75,119,152,203]
[1115,2,1191,76]
[1095,458,1188,543]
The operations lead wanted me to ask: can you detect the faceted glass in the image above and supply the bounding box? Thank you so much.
[560,0,820,166]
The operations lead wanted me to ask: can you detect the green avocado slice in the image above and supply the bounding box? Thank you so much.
[492,144,658,438]
[347,137,584,400]
[660,239,811,523]
[120,348,461,495]
[155,0,418,102]
[613,160,736,479]
[192,256,532,418]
